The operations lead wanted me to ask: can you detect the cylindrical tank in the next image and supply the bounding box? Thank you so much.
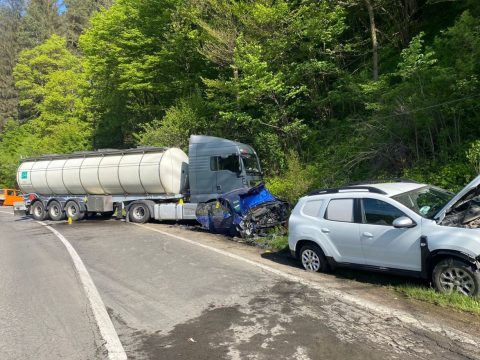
[16,148,189,196]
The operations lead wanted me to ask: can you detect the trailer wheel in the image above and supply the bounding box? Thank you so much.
[31,201,47,221]
[65,200,84,221]
[129,203,150,224]
[48,201,65,221]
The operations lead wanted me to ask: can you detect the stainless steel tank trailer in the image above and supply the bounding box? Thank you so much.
[15,135,289,237]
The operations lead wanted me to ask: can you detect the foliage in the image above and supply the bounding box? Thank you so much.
[80,0,210,147]
[396,284,480,316]
[0,35,92,187]
[63,0,112,50]
[19,0,63,49]
[14,35,84,120]
[1,0,480,197]
[467,140,480,175]
[252,232,289,251]
[134,92,214,150]
[266,151,315,204]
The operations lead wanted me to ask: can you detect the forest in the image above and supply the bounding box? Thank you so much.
[0,0,479,203]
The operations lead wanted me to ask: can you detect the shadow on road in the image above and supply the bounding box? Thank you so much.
[260,248,427,288]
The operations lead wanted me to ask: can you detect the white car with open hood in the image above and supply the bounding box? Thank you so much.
[288,176,480,296]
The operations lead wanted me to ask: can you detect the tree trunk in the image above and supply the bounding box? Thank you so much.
[364,0,379,81]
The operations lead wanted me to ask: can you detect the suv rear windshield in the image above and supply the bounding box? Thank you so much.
[392,186,454,219]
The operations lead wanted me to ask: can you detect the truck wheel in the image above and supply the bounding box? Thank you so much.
[433,258,480,297]
[65,201,84,221]
[48,201,65,221]
[129,203,150,224]
[31,201,47,221]
[299,244,328,273]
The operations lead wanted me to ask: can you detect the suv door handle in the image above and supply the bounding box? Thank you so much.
[362,232,374,238]
[321,228,330,233]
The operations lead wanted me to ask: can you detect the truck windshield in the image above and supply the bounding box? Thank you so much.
[392,186,454,219]
[241,153,261,175]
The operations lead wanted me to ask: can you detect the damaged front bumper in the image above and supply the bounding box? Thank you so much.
[196,183,289,238]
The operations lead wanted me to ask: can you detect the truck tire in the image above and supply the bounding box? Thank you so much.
[129,203,150,224]
[65,200,84,221]
[432,258,480,297]
[299,243,328,273]
[31,201,48,221]
[48,201,65,221]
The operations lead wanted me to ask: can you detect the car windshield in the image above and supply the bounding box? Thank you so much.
[241,153,261,175]
[392,186,455,219]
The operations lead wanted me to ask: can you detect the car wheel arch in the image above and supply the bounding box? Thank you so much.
[295,239,328,259]
[427,249,479,277]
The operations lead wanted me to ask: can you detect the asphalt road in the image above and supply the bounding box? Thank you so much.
[0,211,104,359]
[1,208,479,360]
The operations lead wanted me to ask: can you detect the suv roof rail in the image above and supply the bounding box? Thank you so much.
[307,186,387,196]
[345,178,420,186]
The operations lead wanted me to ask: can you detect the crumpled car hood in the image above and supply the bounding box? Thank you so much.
[196,183,289,237]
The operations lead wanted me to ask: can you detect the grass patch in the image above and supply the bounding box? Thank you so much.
[245,226,289,251]
[331,268,480,315]
[252,234,289,251]
[246,225,288,250]
[396,284,480,316]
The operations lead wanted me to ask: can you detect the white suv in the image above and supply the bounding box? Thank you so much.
[288,178,480,296]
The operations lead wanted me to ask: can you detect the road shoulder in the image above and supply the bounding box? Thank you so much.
[136,221,480,342]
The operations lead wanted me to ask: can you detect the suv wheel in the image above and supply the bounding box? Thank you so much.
[433,258,480,297]
[299,244,328,272]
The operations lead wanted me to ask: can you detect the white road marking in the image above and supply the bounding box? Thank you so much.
[134,223,480,350]
[0,210,13,215]
[37,221,127,360]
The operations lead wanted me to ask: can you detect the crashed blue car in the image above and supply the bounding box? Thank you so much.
[195,183,289,237]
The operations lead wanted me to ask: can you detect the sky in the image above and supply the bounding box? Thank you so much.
[57,0,67,14]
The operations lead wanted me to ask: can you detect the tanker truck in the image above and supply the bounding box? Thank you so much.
[16,135,265,224]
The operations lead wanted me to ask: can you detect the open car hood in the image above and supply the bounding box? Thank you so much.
[435,173,480,221]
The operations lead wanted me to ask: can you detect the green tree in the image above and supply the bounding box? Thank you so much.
[0,34,93,187]
[80,0,210,148]
[14,34,83,121]
[63,0,112,50]
[200,0,347,173]
[0,0,25,126]
[135,92,214,150]
[19,0,63,49]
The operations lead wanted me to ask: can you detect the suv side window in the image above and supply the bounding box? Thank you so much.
[362,198,405,226]
[325,199,354,222]
[301,200,323,217]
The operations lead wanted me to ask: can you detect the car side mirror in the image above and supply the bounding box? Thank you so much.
[392,216,416,229]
